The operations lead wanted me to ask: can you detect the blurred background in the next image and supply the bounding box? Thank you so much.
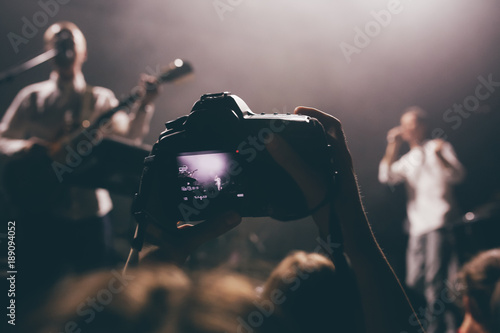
[1,0,499,279]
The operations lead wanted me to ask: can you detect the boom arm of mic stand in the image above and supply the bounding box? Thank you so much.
[0,48,57,85]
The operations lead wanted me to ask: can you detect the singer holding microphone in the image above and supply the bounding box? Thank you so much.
[0,21,159,314]
[378,107,465,333]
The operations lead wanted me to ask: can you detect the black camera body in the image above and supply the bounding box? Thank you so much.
[135,92,335,228]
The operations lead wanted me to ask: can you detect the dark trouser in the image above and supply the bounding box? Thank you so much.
[57,214,112,273]
[406,228,459,333]
[16,213,112,320]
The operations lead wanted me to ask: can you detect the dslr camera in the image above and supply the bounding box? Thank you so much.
[134,92,336,230]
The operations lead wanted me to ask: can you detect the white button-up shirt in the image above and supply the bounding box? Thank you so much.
[379,139,465,236]
[0,72,153,220]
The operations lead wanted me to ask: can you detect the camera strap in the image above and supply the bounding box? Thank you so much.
[328,208,348,272]
[130,154,157,252]
[321,159,349,272]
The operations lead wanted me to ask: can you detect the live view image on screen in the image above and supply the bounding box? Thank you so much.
[176,151,244,204]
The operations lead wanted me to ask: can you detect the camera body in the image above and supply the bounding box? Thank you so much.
[135,92,335,228]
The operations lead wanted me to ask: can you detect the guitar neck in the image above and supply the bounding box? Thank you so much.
[67,59,193,144]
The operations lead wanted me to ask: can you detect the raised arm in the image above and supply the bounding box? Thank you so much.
[433,138,465,183]
[378,126,406,185]
[124,106,423,332]
[0,87,41,155]
[292,107,422,332]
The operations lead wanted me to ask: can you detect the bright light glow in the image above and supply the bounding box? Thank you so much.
[174,58,183,67]
[465,212,475,221]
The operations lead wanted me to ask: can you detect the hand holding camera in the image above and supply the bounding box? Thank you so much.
[126,93,423,332]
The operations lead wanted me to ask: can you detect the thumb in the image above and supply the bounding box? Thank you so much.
[177,211,242,250]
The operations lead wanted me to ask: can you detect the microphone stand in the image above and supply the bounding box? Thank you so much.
[0,48,57,85]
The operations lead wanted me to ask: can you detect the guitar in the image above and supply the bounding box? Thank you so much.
[3,59,193,210]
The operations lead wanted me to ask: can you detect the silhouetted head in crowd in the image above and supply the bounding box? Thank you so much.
[34,265,284,333]
[261,251,352,333]
[177,270,275,333]
[34,265,189,333]
[458,248,500,333]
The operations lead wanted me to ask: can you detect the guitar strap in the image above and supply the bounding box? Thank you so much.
[80,85,94,126]
[30,91,38,114]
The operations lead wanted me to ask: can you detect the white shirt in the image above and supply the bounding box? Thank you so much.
[0,72,153,220]
[379,140,465,236]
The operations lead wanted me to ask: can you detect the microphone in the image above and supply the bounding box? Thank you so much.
[54,29,76,67]
[0,29,78,84]
[0,49,57,85]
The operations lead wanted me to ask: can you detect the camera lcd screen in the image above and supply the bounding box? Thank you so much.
[176,151,244,213]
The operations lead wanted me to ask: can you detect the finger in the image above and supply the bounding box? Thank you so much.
[177,211,242,249]
[387,128,401,142]
[294,106,353,171]
[177,223,194,229]
[294,107,344,143]
[139,74,158,92]
[140,73,155,83]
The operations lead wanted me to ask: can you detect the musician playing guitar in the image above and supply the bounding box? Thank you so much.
[0,21,159,308]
